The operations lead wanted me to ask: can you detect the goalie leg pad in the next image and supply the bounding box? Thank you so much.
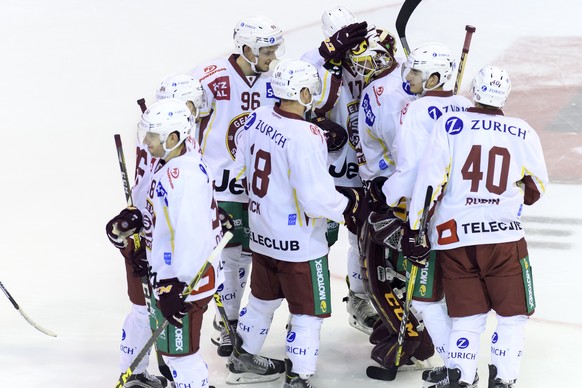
[359,221,435,369]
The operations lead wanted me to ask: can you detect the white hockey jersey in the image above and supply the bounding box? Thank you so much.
[191,54,278,203]
[408,108,549,249]
[357,64,416,182]
[142,142,224,302]
[382,91,472,206]
[234,105,349,262]
[131,138,200,214]
[301,49,366,188]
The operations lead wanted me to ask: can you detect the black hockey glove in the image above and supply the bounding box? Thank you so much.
[156,277,188,328]
[367,210,404,250]
[318,21,368,62]
[128,237,148,278]
[106,207,143,249]
[401,224,431,267]
[338,187,370,227]
[323,58,343,78]
[367,176,388,213]
[310,116,348,152]
[218,207,234,234]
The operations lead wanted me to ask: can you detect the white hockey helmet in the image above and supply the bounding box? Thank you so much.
[472,66,511,108]
[155,73,207,119]
[403,43,456,92]
[137,98,193,155]
[349,28,397,82]
[321,6,357,38]
[233,16,284,56]
[271,59,322,109]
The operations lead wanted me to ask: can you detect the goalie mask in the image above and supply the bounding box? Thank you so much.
[155,73,207,119]
[233,16,284,72]
[349,28,397,84]
[472,65,511,108]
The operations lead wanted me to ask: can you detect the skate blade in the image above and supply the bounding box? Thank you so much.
[225,371,282,385]
[348,316,373,335]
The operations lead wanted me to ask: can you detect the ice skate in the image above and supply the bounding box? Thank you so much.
[422,367,478,388]
[226,333,285,384]
[123,370,168,388]
[343,288,379,335]
[488,364,515,388]
[282,358,314,388]
[218,319,237,357]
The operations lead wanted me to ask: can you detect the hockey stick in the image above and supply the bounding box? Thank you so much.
[212,292,237,347]
[453,25,476,95]
[395,0,423,57]
[0,281,57,337]
[137,98,147,114]
[394,185,433,367]
[115,231,233,388]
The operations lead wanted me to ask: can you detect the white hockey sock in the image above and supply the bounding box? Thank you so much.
[219,245,246,319]
[164,352,210,388]
[286,314,323,375]
[347,230,366,294]
[491,314,526,382]
[447,313,487,384]
[238,294,282,354]
[119,304,150,374]
[412,299,452,363]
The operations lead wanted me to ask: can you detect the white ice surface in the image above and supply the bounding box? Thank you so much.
[1,1,581,386]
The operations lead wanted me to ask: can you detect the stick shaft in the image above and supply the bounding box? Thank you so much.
[454,25,477,95]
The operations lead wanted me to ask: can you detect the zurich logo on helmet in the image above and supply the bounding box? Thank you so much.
[481,85,488,92]
[269,37,275,44]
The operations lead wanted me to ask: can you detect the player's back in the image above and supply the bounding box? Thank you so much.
[423,108,548,248]
[240,105,344,261]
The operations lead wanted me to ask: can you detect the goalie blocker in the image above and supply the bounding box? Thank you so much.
[359,219,434,371]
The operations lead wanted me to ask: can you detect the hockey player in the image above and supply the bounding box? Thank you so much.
[301,6,379,335]
[354,29,441,374]
[190,15,284,356]
[406,66,549,388]
[108,98,225,388]
[228,59,368,387]
[367,43,474,385]
[106,74,207,387]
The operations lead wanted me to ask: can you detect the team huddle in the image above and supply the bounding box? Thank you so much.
[105,5,549,388]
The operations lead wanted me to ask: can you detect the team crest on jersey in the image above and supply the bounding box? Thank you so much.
[373,85,383,106]
[445,116,464,135]
[166,167,180,189]
[309,124,324,143]
[209,75,230,100]
[227,112,250,160]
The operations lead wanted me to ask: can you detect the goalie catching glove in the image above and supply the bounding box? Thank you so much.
[319,21,368,62]
[105,207,143,249]
[156,277,188,328]
[401,224,431,267]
